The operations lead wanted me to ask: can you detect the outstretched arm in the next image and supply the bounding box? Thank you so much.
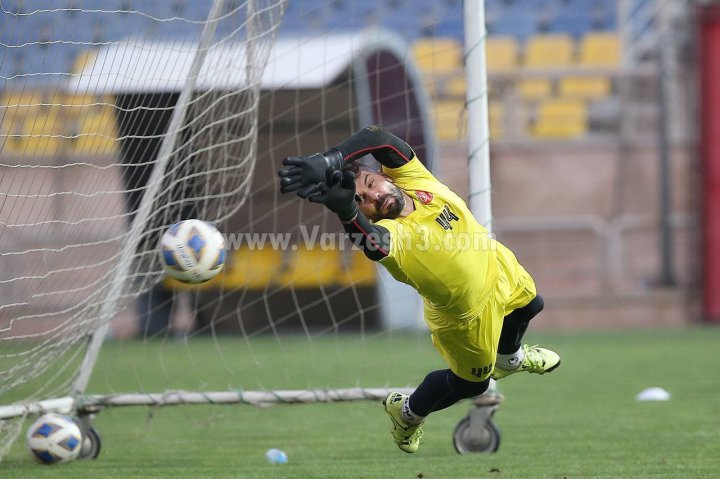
[334,125,415,169]
[307,169,391,262]
[278,125,414,197]
[342,213,391,262]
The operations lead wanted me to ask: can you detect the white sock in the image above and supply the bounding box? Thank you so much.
[401,397,425,426]
[496,347,524,370]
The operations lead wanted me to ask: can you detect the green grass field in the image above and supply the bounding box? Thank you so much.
[3,327,720,478]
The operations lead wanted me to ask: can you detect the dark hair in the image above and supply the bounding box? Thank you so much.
[342,161,377,177]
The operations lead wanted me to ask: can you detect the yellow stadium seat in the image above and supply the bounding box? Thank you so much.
[486,37,518,71]
[222,247,283,289]
[0,128,23,156]
[580,33,621,66]
[559,77,611,100]
[63,94,98,107]
[0,93,33,155]
[73,108,118,155]
[489,101,504,140]
[0,92,119,157]
[518,79,553,100]
[519,34,575,100]
[412,38,463,76]
[533,99,587,139]
[432,99,466,141]
[0,91,41,114]
[444,76,467,98]
[65,95,118,155]
[559,33,620,100]
[72,50,98,74]
[21,113,63,156]
[524,34,575,66]
[1,108,18,155]
[165,246,285,291]
[277,247,342,288]
[63,94,114,119]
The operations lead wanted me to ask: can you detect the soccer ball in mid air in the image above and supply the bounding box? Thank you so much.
[26,413,82,465]
[159,219,227,284]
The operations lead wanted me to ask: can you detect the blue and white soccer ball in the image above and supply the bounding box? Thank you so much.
[26,413,82,465]
[159,219,227,284]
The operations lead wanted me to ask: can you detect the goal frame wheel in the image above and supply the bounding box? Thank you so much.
[452,415,501,454]
[78,425,101,460]
[75,413,102,460]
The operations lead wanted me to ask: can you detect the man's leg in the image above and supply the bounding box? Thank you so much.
[410,369,490,415]
[494,294,561,379]
[497,294,545,360]
[384,370,489,453]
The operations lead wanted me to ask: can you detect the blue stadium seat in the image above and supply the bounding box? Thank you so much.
[0,0,619,78]
[550,11,594,39]
[555,0,617,32]
[489,11,538,41]
[433,18,464,39]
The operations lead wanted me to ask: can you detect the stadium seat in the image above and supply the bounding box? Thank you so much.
[21,111,63,156]
[559,33,620,100]
[0,91,41,117]
[549,11,594,39]
[432,99,466,141]
[519,34,576,100]
[67,96,118,155]
[559,0,618,31]
[523,34,576,65]
[0,94,19,133]
[277,247,342,288]
[223,247,283,289]
[489,8,538,41]
[486,36,519,71]
[532,99,588,139]
[522,33,576,63]
[0,92,33,156]
[413,38,464,99]
[559,76,611,100]
[444,76,467,98]
[579,32,621,66]
[0,125,23,156]
[71,50,98,74]
[489,101,503,140]
[412,38,463,76]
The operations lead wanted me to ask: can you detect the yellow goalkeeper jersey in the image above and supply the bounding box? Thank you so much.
[375,157,526,330]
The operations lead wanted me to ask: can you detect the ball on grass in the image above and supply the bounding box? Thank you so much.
[265,448,288,464]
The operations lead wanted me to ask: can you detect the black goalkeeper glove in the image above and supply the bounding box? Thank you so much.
[278,148,344,199]
[308,168,359,223]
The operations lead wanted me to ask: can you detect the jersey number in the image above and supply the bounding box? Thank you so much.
[435,205,459,230]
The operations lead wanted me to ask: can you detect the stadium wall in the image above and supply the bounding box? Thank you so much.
[439,140,699,329]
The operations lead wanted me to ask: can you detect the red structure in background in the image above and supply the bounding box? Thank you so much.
[700,5,720,323]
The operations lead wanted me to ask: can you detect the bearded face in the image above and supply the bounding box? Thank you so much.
[353,170,406,221]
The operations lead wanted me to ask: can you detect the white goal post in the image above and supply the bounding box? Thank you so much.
[0,0,491,461]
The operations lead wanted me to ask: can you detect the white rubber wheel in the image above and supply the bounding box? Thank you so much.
[78,426,101,460]
[452,417,501,454]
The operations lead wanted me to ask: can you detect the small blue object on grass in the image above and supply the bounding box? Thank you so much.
[265,448,288,464]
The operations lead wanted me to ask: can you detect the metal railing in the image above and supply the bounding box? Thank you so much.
[495,212,697,294]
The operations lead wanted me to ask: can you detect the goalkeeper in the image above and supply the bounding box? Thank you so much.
[278,126,560,454]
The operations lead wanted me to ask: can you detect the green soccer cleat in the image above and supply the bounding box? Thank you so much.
[492,344,561,380]
[383,392,424,453]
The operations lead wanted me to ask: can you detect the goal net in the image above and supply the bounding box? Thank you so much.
[0,0,474,461]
